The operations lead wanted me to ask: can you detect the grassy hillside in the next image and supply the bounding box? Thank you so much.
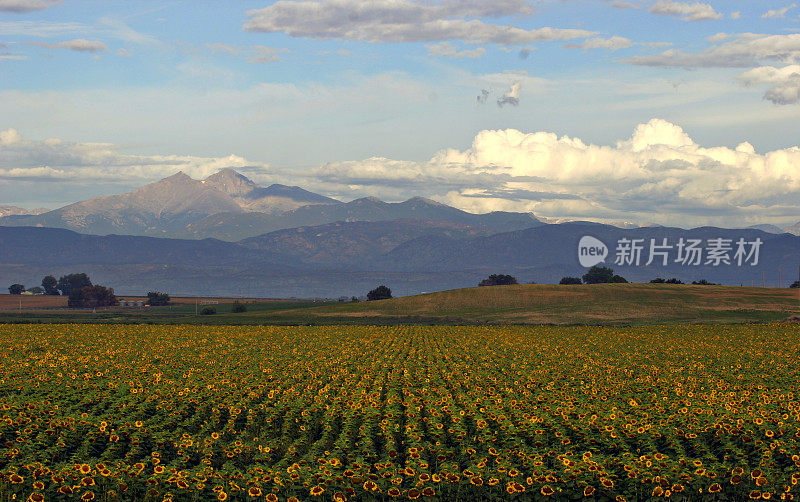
[263,283,800,325]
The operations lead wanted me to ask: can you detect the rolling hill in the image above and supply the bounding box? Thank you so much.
[261,283,800,325]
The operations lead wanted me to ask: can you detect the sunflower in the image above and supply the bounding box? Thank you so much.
[757,477,768,487]
[288,497,300,502]
[247,487,262,497]
[751,491,763,500]
[332,491,346,501]
[601,478,614,488]
[265,494,279,502]
[32,481,45,490]
[217,491,228,501]
[82,477,96,486]
[387,488,401,497]
[488,477,500,486]
[710,483,722,493]
[28,494,44,502]
[584,486,596,497]
[470,476,483,486]
[310,485,325,496]
[10,474,24,484]
[80,491,95,501]
[407,488,421,500]
[58,486,74,495]
[363,480,378,492]
[79,464,92,475]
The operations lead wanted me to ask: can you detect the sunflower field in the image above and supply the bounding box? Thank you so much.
[1,323,799,501]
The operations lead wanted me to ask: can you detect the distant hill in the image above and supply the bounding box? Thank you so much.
[177,196,543,240]
[1,222,796,297]
[239,219,498,266]
[0,170,339,237]
[785,221,800,236]
[747,224,785,234]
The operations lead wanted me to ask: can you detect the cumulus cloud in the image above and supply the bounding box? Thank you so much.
[626,33,800,68]
[566,36,633,51]
[648,1,722,21]
[0,0,59,13]
[0,128,270,184]
[248,45,289,63]
[243,0,594,44]
[738,65,800,104]
[496,81,521,107]
[311,118,800,227]
[762,4,795,19]
[27,38,108,53]
[427,41,485,59]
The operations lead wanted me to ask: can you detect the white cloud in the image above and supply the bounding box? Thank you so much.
[27,38,108,53]
[311,119,800,227]
[730,11,740,19]
[0,0,58,13]
[566,36,633,51]
[762,4,796,19]
[427,41,485,59]
[649,1,722,21]
[496,81,521,107]
[626,33,800,68]
[738,65,800,104]
[243,0,594,44]
[0,128,268,183]
[248,45,289,63]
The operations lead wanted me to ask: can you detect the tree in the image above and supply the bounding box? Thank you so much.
[27,286,44,295]
[367,285,393,301]
[42,275,59,295]
[791,281,800,289]
[8,284,25,295]
[68,285,117,308]
[582,266,615,284]
[692,279,717,285]
[57,273,92,296]
[650,278,665,283]
[560,277,582,285]
[665,278,684,284]
[200,306,216,315]
[147,291,171,306]
[478,274,518,287]
[231,302,246,313]
[610,275,628,283]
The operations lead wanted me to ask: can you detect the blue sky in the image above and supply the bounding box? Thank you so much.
[1,0,800,228]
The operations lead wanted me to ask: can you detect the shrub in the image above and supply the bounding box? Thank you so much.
[559,277,582,285]
[200,306,216,315]
[231,302,247,313]
[478,274,518,287]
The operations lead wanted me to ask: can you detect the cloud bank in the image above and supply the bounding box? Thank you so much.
[243,0,594,44]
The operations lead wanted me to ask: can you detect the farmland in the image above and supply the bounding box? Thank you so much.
[1,323,800,501]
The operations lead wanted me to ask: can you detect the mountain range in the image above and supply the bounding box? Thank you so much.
[0,169,798,297]
[0,169,541,240]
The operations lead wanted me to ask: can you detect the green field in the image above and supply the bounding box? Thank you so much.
[1,323,799,501]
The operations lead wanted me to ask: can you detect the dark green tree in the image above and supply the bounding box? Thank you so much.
[147,291,171,306]
[791,281,800,288]
[692,279,716,285]
[665,278,684,284]
[8,284,25,295]
[57,273,92,296]
[42,275,59,295]
[582,266,615,284]
[68,285,117,308]
[650,278,666,283]
[367,285,393,301]
[610,275,628,283]
[231,302,246,313]
[478,274,518,286]
[200,306,216,315]
[559,277,582,285]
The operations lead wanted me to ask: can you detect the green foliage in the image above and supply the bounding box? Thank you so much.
[41,275,59,295]
[559,277,582,285]
[650,278,665,283]
[367,285,393,301]
[665,278,684,284]
[231,302,247,313]
[582,266,615,284]
[692,279,717,285]
[57,273,92,296]
[478,274,518,286]
[67,285,117,308]
[790,281,800,289]
[200,306,216,315]
[147,291,171,306]
[610,275,628,283]
[8,283,25,295]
